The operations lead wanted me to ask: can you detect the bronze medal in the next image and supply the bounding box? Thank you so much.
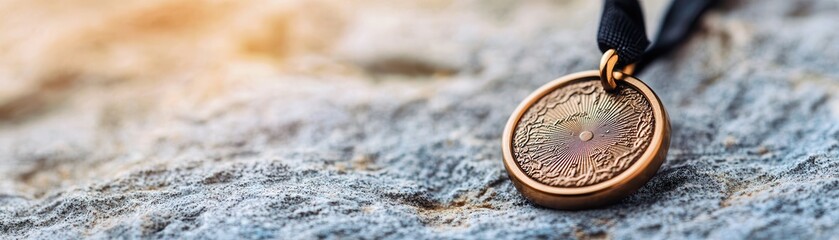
[502,0,715,209]
[502,50,670,209]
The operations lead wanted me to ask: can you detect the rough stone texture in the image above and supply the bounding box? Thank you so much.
[1,0,838,239]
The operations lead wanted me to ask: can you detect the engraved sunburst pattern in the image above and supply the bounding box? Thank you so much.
[512,80,654,187]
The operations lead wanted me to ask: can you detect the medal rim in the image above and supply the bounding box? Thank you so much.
[502,70,669,207]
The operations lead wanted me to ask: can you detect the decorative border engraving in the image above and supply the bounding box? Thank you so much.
[512,80,654,187]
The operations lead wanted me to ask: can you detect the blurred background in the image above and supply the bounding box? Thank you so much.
[1,0,673,198]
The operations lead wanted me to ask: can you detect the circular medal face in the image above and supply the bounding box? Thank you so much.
[502,71,670,209]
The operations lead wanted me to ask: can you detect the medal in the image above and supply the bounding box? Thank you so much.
[502,0,716,209]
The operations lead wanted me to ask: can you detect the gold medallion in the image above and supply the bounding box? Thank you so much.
[502,50,670,209]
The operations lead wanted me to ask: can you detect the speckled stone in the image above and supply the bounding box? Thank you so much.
[0,0,837,239]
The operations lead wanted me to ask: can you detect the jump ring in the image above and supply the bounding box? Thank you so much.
[599,49,619,91]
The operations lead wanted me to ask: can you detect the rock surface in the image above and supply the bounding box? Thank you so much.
[1,0,838,239]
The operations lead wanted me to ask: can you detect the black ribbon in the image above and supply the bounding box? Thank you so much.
[597,0,718,73]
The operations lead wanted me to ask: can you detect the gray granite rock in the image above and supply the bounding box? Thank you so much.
[1,0,838,239]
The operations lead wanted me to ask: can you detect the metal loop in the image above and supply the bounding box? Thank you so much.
[600,49,638,91]
[599,49,619,91]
